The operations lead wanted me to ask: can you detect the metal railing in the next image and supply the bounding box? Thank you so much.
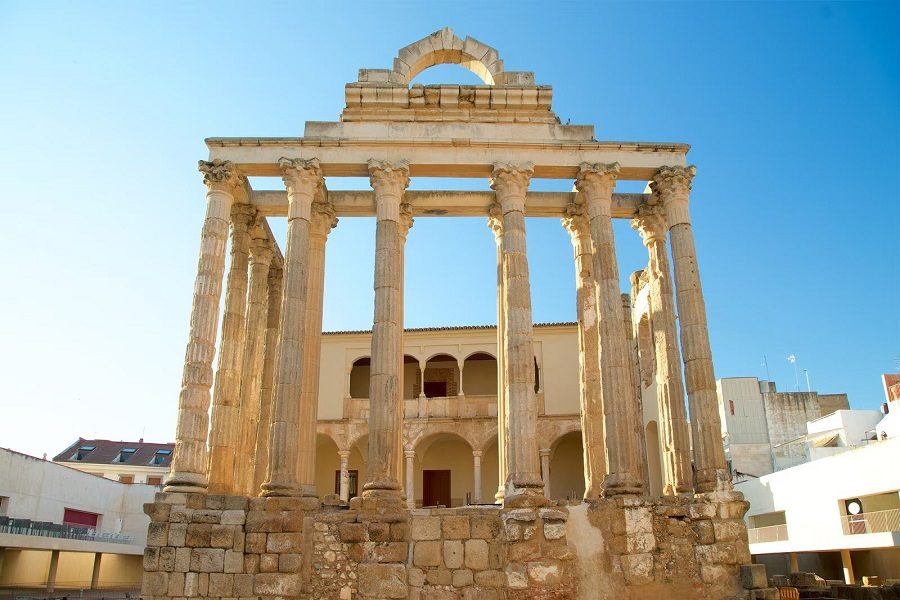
[747,524,788,544]
[0,517,135,544]
[841,508,900,535]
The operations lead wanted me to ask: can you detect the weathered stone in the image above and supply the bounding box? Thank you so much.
[414,540,442,567]
[189,548,224,573]
[411,515,441,540]
[224,549,243,574]
[372,541,408,562]
[147,522,168,547]
[210,524,234,548]
[471,515,500,539]
[465,539,489,570]
[159,547,176,571]
[209,573,234,596]
[426,568,452,586]
[442,515,471,539]
[220,509,246,525]
[621,552,654,585]
[259,553,279,572]
[527,560,562,585]
[338,522,367,542]
[254,572,302,595]
[169,523,187,547]
[358,563,407,598]
[543,521,566,540]
[740,564,768,590]
[245,532,266,553]
[174,547,191,572]
[233,573,253,596]
[185,523,212,547]
[142,571,168,595]
[453,569,474,587]
[474,569,505,587]
[279,553,302,572]
[266,532,303,553]
[443,540,464,569]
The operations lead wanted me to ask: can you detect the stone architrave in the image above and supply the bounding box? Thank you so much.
[261,158,323,498]
[232,232,274,496]
[296,196,338,496]
[575,162,644,497]
[166,160,239,493]
[490,162,544,506]
[632,205,693,495]
[252,264,282,494]
[362,159,411,500]
[487,204,508,503]
[651,165,730,493]
[562,203,606,500]
[207,203,255,495]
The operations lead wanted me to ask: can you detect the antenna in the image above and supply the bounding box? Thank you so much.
[762,355,771,381]
[804,369,812,394]
[788,354,800,392]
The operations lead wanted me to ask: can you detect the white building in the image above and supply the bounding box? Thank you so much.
[0,447,154,591]
[737,385,900,583]
[52,438,174,486]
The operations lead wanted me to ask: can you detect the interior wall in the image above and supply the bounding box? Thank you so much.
[314,436,342,498]
[0,549,50,586]
[349,364,370,398]
[462,358,497,395]
[852,548,900,580]
[480,441,499,503]
[549,433,584,501]
[415,437,474,507]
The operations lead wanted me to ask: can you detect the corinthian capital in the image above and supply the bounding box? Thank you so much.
[199,159,240,188]
[650,165,696,200]
[490,162,533,195]
[230,203,257,232]
[561,202,590,239]
[310,199,339,235]
[487,201,503,242]
[249,235,275,267]
[368,159,410,197]
[574,162,619,199]
[279,157,323,196]
[631,204,667,246]
[399,201,414,235]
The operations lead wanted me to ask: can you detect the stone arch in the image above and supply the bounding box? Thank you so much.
[411,431,476,507]
[392,28,503,86]
[548,430,585,502]
[422,353,460,398]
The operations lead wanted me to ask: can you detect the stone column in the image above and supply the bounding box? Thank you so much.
[252,264,282,494]
[362,159,411,501]
[575,162,644,497]
[207,203,254,494]
[491,162,544,506]
[166,160,238,493]
[457,359,465,397]
[296,197,338,495]
[539,448,551,499]
[651,165,729,493]
[622,294,649,491]
[261,158,322,498]
[632,205,693,495]
[338,450,351,502]
[472,450,482,503]
[405,450,416,508]
[233,233,273,496]
[841,549,855,584]
[488,206,508,503]
[90,553,102,589]
[46,549,59,592]
[562,203,606,500]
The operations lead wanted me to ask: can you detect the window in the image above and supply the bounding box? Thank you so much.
[147,476,163,486]
[729,400,735,416]
[63,508,99,528]
[118,475,134,484]
[0,496,8,516]
[151,449,172,465]
[334,470,359,499]
[116,448,136,463]
[71,445,96,461]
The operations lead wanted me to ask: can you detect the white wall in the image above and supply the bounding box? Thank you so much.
[0,448,153,542]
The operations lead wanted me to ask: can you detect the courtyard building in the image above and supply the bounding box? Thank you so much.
[53,438,174,486]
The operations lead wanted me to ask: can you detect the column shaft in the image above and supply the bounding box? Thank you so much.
[296,200,337,494]
[490,162,543,506]
[339,450,351,502]
[622,294,649,491]
[252,265,282,494]
[539,449,551,499]
[576,162,644,497]
[90,552,102,589]
[488,210,508,503]
[633,206,693,495]
[262,158,322,498]
[563,206,606,500]
[652,165,729,493]
[166,160,238,493]
[472,451,482,504]
[363,160,411,499]
[233,233,273,496]
[405,450,416,508]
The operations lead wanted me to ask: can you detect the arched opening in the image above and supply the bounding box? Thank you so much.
[480,436,500,504]
[410,63,487,86]
[411,432,474,508]
[462,352,497,396]
[534,357,541,393]
[422,354,459,399]
[645,421,664,497]
[314,434,340,498]
[349,357,370,398]
[549,431,585,502]
[403,354,420,400]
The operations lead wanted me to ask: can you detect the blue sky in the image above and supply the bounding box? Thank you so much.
[0,1,897,459]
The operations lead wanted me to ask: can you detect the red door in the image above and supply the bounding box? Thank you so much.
[422,470,451,507]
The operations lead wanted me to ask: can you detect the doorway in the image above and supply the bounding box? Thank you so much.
[422,469,451,507]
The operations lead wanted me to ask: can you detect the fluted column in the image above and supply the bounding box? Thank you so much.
[261,158,322,498]
[233,233,274,495]
[338,450,351,502]
[652,165,730,493]
[296,198,338,495]
[166,160,238,493]
[252,265,282,494]
[487,207,508,503]
[632,206,693,495]
[622,294,648,491]
[490,162,544,506]
[576,162,644,497]
[362,159,411,500]
[472,450,482,503]
[206,203,254,494]
[405,450,416,509]
[562,204,606,500]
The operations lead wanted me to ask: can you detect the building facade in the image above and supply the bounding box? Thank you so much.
[53,438,174,486]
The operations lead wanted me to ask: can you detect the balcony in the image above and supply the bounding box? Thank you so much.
[747,524,789,544]
[345,394,506,420]
[0,517,134,544]
[841,509,900,535]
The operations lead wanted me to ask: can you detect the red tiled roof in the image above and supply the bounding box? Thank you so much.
[53,438,175,467]
[323,322,577,336]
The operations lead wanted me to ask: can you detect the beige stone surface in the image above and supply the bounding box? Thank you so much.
[252,264,282,495]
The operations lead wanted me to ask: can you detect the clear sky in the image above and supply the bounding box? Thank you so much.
[0,1,897,460]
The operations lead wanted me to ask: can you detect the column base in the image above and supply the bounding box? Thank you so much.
[694,467,734,494]
[260,479,304,498]
[504,477,547,508]
[601,472,644,498]
[163,471,207,494]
